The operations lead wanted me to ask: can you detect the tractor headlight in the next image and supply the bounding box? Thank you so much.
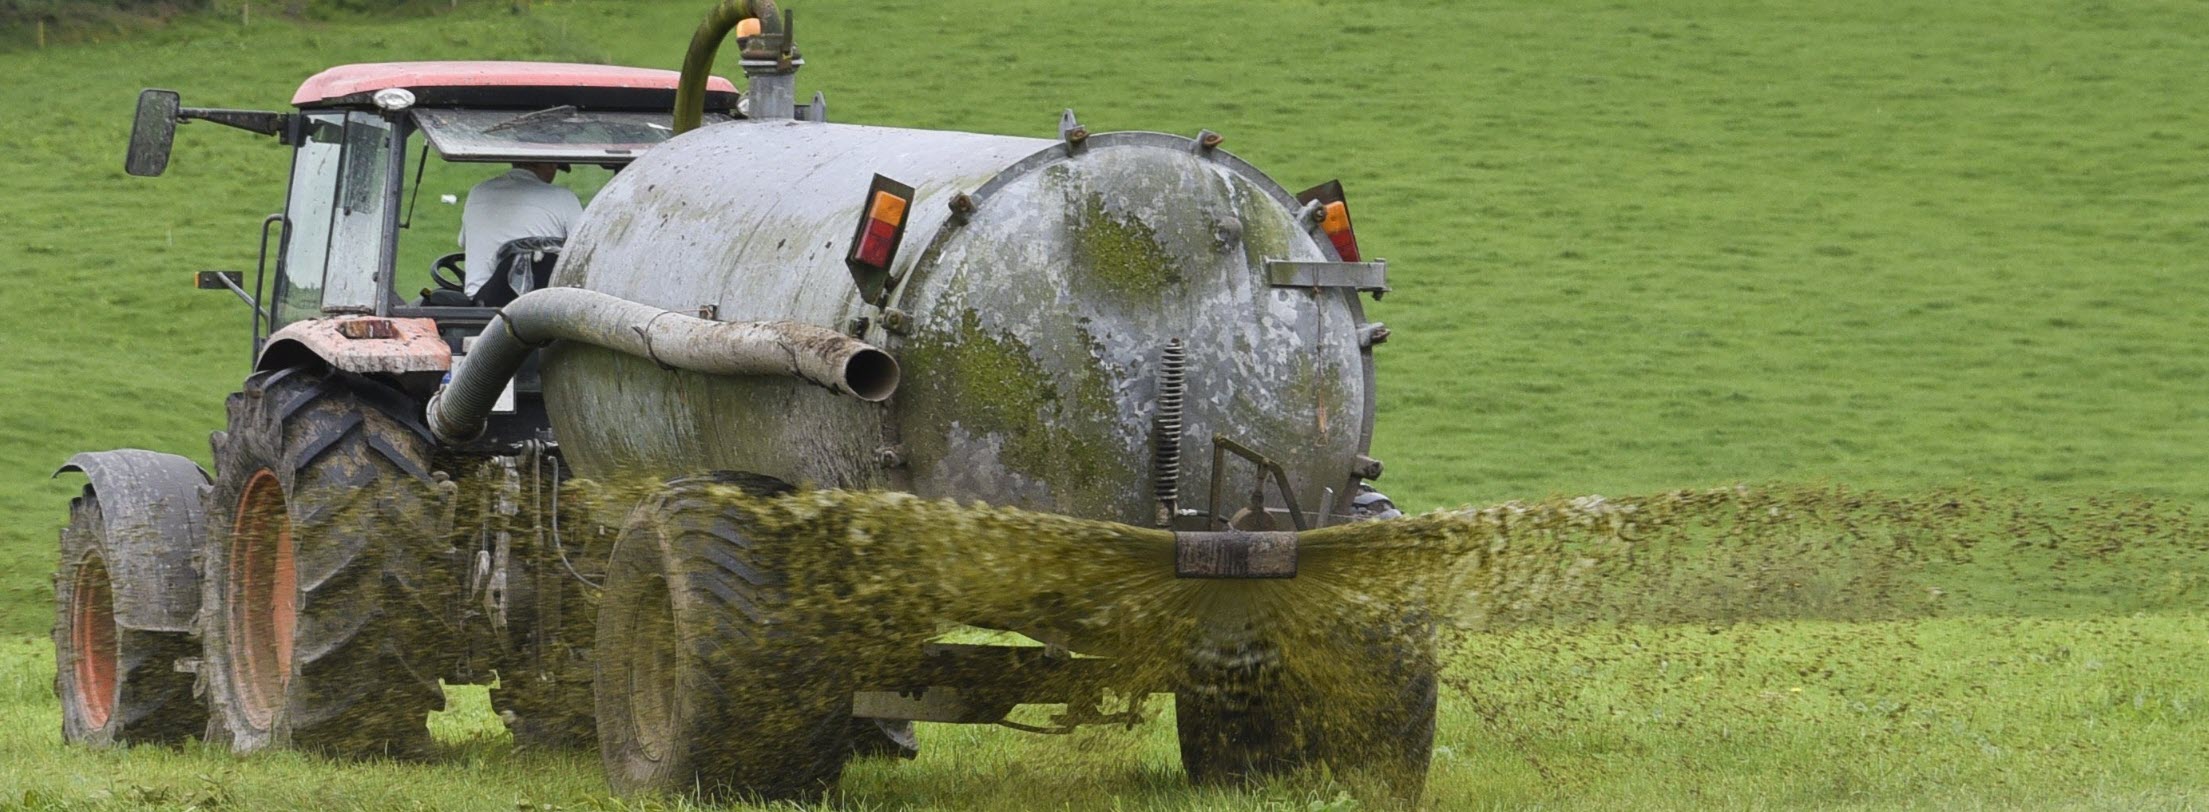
[372,88,416,112]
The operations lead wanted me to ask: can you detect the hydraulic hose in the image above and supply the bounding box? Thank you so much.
[427,287,898,444]
[674,0,783,134]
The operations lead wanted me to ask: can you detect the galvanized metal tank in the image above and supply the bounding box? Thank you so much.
[543,118,1376,527]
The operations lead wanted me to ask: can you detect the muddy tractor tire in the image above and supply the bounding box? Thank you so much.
[1176,634,1438,800]
[52,451,211,746]
[197,367,450,758]
[594,474,856,803]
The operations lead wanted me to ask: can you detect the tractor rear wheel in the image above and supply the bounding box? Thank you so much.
[594,475,855,803]
[197,367,450,758]
[53,471,207,746]
[1176,633,1438,801]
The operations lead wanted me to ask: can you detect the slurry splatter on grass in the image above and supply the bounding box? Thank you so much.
[576,480,2203,803]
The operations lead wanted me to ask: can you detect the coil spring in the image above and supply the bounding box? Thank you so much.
[1153,339,1187,524]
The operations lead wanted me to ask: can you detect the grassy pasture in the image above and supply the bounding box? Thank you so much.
[1,0,2206,808]
[5,615,2206,810]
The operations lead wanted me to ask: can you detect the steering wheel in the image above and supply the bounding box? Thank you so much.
[431,253,467,293]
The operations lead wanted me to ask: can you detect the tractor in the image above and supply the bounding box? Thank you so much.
[55,0,1428,802]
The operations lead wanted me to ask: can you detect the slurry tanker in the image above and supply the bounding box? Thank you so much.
[57,0,1427,801]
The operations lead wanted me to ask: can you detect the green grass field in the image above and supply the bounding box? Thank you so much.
[2,0,2206,808]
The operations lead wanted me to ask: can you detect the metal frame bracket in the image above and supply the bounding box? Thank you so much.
[1265,259,1389,294]
[1059,109,1089,152]
[1206,435,1307,531]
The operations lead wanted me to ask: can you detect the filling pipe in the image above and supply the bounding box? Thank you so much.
[674,0,783,134]
[428,287,898,444]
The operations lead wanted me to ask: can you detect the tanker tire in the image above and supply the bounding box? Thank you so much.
[1176,635,1437,802]
[595,475,854,803]
[1176,639,1311,782]
[197,367,448,758]
[53,487,206,746]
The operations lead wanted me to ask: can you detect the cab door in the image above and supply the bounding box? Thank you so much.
[270,111,397,330]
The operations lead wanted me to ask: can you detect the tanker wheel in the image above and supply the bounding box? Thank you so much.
[1176,632,1438,801]
[595,474,855,803]
[197,366,449,758]
[53,485,206,746]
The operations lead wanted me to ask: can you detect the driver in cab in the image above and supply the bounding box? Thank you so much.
[459,161,581,305]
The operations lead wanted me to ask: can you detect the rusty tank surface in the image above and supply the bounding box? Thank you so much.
[544,120,1378,532]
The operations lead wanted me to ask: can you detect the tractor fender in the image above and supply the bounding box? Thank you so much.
[53,450,211,633]
[255,316,451,380]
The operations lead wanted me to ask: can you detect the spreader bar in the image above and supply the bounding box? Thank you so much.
[1174,529,1298,579]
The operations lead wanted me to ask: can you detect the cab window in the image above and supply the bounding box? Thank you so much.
[323,112,395,313]
[273,113,341,328]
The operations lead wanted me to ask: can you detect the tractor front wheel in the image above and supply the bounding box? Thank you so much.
[196,367,450,758]
[53,459,208,746]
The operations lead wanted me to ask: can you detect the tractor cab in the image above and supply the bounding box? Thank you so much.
[126,61,746,364]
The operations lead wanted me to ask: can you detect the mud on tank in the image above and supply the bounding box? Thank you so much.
[515,2,1420,802]
[546,120,1385,532]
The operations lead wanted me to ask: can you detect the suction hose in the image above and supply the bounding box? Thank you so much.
[427,287,899,444]
[674,0,783,134]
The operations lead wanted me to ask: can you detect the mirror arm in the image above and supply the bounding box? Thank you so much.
[179,108,291,139]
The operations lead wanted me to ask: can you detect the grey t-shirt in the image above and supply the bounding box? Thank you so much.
[459,168,582,296]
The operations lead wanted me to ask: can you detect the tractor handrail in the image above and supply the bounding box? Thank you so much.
[253,213,284,348]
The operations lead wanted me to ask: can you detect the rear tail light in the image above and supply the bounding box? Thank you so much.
[847,176,914,272]
[846,175,916,304]
[855,191,908,267]
[1297,180,1362,263]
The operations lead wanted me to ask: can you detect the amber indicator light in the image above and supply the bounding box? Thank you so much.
[1296,180,1362,263]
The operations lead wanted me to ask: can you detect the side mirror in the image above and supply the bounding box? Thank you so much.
[126,89,181,177]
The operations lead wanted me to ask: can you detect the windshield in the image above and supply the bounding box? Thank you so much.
[413,108,727,163]
[386,108,734,306]
[390,143,618,302]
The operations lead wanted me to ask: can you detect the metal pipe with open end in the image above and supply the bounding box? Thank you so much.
[427,287,899,444]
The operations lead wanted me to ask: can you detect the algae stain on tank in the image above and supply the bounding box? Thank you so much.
[1070,192,1186,302]
[1048,150,1248,307]
[897,309,1133,519]
[1232,175,1298,275]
